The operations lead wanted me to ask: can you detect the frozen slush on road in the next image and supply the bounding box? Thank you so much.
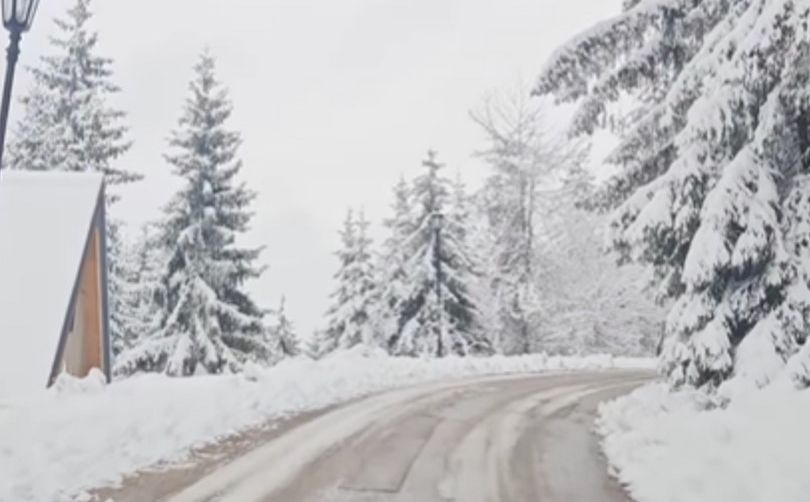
[162,371,649,502]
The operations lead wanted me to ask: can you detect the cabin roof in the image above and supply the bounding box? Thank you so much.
[0,171,104,400]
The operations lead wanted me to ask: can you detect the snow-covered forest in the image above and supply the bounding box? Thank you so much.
[20,0,810,399]
[314,112,663,359]
[6,0,663,380]
[32,0,810,390]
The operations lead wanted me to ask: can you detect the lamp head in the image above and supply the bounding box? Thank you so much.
[2,0,39,32]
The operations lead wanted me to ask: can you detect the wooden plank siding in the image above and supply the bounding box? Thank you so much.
[81,226,103,373]
[60,225,104,378]
[50,184,110,386]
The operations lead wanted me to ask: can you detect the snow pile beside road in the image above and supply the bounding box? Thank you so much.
[597,380,810,502]
[0,351,652,502]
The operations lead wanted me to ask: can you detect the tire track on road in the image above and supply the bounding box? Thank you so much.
[163,371,650,502]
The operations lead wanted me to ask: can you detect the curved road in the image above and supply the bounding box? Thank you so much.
[153,370,648,502]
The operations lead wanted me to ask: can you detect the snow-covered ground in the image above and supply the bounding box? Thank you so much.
[0,349,652,502]
[597,379,810,502]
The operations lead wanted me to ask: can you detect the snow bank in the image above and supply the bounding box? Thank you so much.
[596,380,810,502]
[0,351,652,501]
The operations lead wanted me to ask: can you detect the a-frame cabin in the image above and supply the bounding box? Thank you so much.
[0,171,111,399]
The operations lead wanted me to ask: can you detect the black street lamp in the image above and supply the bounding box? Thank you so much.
[431,212,445,357]
[0,0,39,169]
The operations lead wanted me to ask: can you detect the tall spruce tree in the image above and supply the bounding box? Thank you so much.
[537,0,810,387]
[323,209,357,353]
[7,0,137,190]
[375,176,415,349]
[111,225,165,360]
[271,297,300,358]
[107,222,131,356]
[393,151,487,357]
[108,225,143,354]
[307,329,332,360]
[323,209,379,352]
[117,52,270,376]
[448,172,473,243]
[351,210,379,347]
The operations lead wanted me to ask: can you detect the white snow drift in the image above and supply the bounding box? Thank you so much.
[597,380,810,502]
[0,350,652,502]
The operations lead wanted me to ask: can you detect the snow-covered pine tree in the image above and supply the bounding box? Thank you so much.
[111,225,166,360]
[7,0,137,191]
[105,224,137,362]
[270,297,300,358]
[107,222,131,356]
[536,0,810,387]
[448,172,472,242]
[322,209,357,353]
[447,172,493,353]
[375,176,415,349]
[306,329,332,360]
[393,151,488,357]
[117,52,270,376]
[323,209,379,352]
[351,210,380,348]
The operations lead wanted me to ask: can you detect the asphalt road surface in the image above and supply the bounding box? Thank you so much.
[152,370,648,502]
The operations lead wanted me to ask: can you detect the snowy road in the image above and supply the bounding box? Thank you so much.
[153,370,649,502]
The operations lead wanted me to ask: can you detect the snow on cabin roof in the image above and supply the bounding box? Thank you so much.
[0,171,104,400]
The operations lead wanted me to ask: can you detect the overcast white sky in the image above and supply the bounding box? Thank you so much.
[10,0,620,336]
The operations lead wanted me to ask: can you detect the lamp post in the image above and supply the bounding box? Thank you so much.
[431,212,445,357]
[0,0,39,169]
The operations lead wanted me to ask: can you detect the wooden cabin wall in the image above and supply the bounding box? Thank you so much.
[61,225,104,378]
